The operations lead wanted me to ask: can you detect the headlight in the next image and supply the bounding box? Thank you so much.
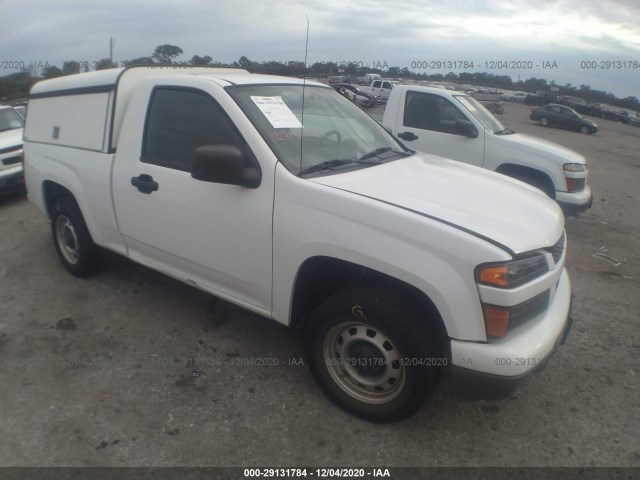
[476,255,548,289]
[563,163,586,172]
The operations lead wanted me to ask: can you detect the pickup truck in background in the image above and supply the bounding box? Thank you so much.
[24,67,572,422]
[359,79,396,102]
[0,105,25,193]
[382,85,593,216]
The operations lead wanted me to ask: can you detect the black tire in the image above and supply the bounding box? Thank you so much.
[51,197,102,277]
[304,285,443,422]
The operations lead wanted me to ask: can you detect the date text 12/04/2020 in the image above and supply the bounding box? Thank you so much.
[410,60,559,70]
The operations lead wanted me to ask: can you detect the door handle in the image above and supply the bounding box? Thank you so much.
[131,174,159,194]
[398,132,418,141]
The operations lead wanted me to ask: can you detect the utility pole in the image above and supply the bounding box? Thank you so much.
[109,37,115,63]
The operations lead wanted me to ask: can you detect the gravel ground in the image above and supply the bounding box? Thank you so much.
[0,102,638,467]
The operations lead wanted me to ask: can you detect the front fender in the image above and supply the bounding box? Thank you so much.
[271,165,511,341]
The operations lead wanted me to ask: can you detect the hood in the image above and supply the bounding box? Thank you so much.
[496,132,586,164]
[0,128,24,149]
[310,153,564,254]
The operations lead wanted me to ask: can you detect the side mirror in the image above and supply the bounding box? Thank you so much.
[191,145,261,188]
[454,119,478,138]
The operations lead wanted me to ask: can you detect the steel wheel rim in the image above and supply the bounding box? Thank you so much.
[323,321,405,404]
[56,215,80,264]
[540,118,548,126]
[580,126,588,134]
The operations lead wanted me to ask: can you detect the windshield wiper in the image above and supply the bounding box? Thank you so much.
[299,156,390,176]
[357,147,412,162]
[357,147,393,161]
[495,128,516,135]
[299,148,412,176]
[299,159,359,176]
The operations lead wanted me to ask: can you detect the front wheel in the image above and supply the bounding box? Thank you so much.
[304,286,443,422]
[539,117,549,126]
[579,125,590,134]
[51,197,102,277]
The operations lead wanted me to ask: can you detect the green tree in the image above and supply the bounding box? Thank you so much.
[287,61,305,75]
[190,55,212,65]
[62,61,81,75]
[0,71,36,100]
[387,66,400,77]
[124,57,155,66]
[152,44,183,64]
[95,58,118,70]
[238,56,253,69]
[43,66,64,78]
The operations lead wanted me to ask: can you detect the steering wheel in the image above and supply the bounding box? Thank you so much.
[323,130,342,144]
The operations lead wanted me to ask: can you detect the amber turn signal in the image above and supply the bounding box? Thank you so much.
[479,266,508,287]
[566,177,578,191]
[483,304,510,338]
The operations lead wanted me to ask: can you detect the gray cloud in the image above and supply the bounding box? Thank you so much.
[0,0,638,97]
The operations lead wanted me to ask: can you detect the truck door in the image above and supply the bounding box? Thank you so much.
[395,90,484,167]
[112,83,274,313]
[381,81,394,100]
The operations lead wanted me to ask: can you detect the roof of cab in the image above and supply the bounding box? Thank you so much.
[29,66,326,96]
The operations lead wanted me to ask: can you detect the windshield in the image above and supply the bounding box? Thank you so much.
[227,84,409,176]
[0,108,25,132]
[453,95,505,134]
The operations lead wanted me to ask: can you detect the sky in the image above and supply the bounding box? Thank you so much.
[1,0,639,98]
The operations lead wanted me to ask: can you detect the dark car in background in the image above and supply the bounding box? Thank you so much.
[585,104,627,123]
[619,110,640,126]
[525,91,558,106]
[333,83,382,106]
[557,95,590,115]
[530,103,598,134]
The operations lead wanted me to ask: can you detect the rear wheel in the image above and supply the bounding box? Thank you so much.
[51,197,102,277]
[304,286,443,422]
[539,117,549,126]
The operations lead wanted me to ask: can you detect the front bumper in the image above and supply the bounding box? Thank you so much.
[447,269,573,400]
[0,165,24,192]
[557,185,593,217]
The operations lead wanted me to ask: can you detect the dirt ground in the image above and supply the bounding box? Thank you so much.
[0,102,638,467]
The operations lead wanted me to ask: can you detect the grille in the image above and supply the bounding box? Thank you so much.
[2,156,21,166]
[0,145,22,155]
[546,231,566,265]
[508,290,551,331]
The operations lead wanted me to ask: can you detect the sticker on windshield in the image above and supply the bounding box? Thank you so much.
[250,96,303,129]
[457,96,477,112]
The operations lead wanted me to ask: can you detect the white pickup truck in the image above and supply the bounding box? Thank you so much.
[382,85,593,216]
[358,79,396,102]
[24,67,572,422]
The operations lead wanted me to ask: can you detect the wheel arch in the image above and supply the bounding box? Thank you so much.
[42,180,75,218]
[496,163,557,199]
[289,256,449,346]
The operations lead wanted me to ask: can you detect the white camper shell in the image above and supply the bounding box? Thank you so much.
[25,66,249,153]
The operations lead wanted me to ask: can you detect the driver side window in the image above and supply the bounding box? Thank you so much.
[403,91,467,135]
[142,87,247,172]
